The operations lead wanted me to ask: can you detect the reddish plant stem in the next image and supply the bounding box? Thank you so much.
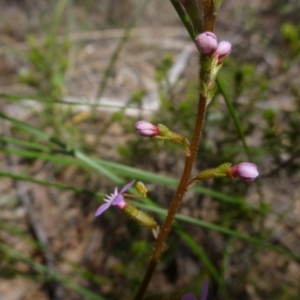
[134,58,210,300]
[134,3,218,297]
[201,0,216,32]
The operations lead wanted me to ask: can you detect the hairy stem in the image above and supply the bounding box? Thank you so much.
[134,1,217,298]
[134,54,213,299]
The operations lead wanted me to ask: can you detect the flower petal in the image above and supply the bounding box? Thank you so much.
[95,203,111,216]
[181,293,198,300]
[119,180,135,194]
[112,193,124,205]
[201,279,209,300]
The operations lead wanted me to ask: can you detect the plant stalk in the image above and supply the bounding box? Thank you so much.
[134,55,211,299]
[134,1,217,298]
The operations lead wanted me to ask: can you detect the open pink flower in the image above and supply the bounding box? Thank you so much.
[95,181,135,217]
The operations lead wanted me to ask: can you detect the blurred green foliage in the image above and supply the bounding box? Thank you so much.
[281,22,300,57]
[20,34,70,99]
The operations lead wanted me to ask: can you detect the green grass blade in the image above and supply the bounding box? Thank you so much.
[0,112,122,183]
[0,135,52,151]
[0,171,103,197]
[74,150,123,184]
[0,93,132,109]
[0,140,261,211]
[169,0,197,41]
[0,112,55,142]
[0,242,106,300]
[174,223,228,299]
[0,111,263,209]
[134,201,300,263]
[0,146,83,167]
[216,77,252,161]
[1,144,260,211]
[0,223,107,286]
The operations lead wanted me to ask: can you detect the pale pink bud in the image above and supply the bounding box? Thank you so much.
[214,41,231,64]
[229,163,259,182]
[135,120,160,137]
[195,32,218,55]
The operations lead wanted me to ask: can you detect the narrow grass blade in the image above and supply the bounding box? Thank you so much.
[0,135,52,151]
[169,0,197,41]
[0,93,129,109]
[0,112,55,142]
[0,171,103,198]
[216,77,252,161]
[174,223,229,299]
[0,147,85,168]
[0,242,106,300]
[134,201,300,263]
[0,112,122,183]
[1,141,261,211]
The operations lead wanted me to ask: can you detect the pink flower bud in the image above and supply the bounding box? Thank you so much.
[214,41,231,64]
[135,120,160,137]
[229,163,259,182]
[195,32,218,55]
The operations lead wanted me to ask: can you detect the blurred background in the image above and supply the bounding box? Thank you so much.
[0,0,300,299]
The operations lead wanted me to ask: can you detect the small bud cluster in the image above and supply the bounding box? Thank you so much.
[195,31,231,64]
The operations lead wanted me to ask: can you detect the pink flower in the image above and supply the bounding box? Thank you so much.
[214,41,231,64]
[195,32,218,55]
[135,120,160,137]
[95,181,135,216]
[229,163,259,182]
